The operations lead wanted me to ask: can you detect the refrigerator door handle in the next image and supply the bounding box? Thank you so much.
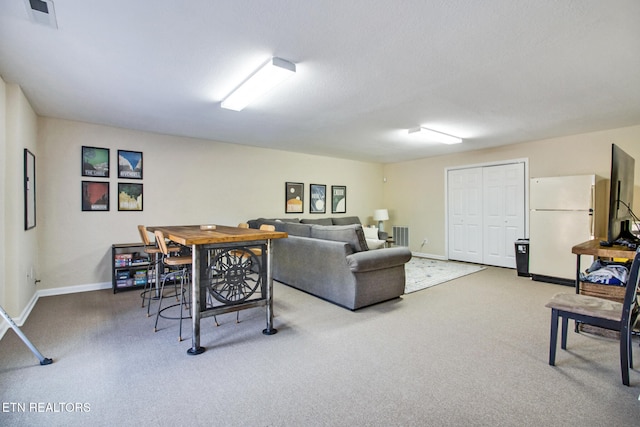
[589,184,595,238]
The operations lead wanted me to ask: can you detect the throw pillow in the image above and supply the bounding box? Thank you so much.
[310,224,369,252]
[283,222,313,237]
[362,226,379,240]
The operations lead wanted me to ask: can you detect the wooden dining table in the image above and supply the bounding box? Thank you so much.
[146,224,287,355]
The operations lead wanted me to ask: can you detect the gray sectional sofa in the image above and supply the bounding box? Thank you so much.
[247,217,412,310]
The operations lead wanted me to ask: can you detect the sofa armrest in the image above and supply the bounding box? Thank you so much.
[346,247,411,273]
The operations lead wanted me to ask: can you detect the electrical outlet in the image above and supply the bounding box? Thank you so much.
[26,266,36,285]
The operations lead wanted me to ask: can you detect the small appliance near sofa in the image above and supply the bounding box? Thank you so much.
[247,217,412,310]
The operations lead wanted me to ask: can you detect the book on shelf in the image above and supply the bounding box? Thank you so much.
[114,253,133,267]
[116,271,130,280]
[133,269,147,286]
[117,279,134,288]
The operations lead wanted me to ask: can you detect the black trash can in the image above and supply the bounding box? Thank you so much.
[515,239,530,277]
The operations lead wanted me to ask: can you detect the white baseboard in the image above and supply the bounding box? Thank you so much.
[411,251,447,260]
[36,281,112,297]
[0,281,111,340]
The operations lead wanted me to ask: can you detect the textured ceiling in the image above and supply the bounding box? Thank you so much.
[1,1,639,163]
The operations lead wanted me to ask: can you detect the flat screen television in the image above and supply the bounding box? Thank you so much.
[604,144,637,246]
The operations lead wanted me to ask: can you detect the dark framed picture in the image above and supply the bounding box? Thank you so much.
[24,149,36,229]
[118,150,143,179]
[285,182,304,213]
[82,181,110,211]
[309,184,326,214]
[82,146,110,177]
[331,185,347,214]
[118,183,143,211]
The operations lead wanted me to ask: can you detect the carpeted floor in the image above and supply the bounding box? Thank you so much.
[1,266,639,426]
[404,256,485,293]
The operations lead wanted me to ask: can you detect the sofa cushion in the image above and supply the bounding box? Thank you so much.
[301,218,334,225]
[331,216,362,226]
[282,222,313,237]
[247,218,299,229]
[311,224,369,252]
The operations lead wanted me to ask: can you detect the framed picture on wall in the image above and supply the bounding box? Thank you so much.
[285,182,304,213]
[24,149,36,229]
[118,183,143,211]
[331,185,347,214]
[117,150,143,179]
[309,184,326,214]
[82,146,110,177]
[82,181,110,211]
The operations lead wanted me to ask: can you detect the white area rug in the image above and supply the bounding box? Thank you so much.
[404,257,486,294]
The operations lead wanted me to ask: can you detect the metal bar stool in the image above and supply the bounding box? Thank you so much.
[153,230,193,341]
[137,225,180,317]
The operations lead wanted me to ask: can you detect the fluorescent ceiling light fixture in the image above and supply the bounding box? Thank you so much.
[221,57,296,111]
[408,127,462,144]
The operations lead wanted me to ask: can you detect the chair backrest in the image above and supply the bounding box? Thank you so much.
[621,249,640,325]
[154,230,169,256]
[138,225,152,246]
[259,224,276,231]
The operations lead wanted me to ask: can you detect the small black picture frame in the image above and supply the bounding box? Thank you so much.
[309,184,326,214]
[285,182,304,213]
[24,149,36,229]
[118,150,143,179]
[331,185,347,214]
[82,146,110,177]
[82,181,110,211]
[118,183,143,211]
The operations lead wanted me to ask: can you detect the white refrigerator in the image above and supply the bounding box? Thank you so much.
[529,175,602,285]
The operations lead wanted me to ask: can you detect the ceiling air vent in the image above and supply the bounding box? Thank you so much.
[23,0,58,29]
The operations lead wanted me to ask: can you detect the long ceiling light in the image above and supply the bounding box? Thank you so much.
[408,127,463,144]
[221,57,296,111]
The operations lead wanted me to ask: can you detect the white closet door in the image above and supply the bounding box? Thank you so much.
[448,167,483,263]
[482,163,525,268]
[447,162,525,268]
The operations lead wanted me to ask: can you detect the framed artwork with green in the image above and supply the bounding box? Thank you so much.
[331,185,346,214]
[82,146,110,177]
[118,183,143,211]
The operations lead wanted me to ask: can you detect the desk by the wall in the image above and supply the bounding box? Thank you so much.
[572,238,636,302]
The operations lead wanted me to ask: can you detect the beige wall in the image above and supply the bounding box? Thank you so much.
[3,76,640,323]
[36,118,385,292]
[0,77,6,313]
[1,79,39,318]
[382,126,640,256]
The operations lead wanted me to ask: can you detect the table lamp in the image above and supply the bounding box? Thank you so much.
[373,209,389,232]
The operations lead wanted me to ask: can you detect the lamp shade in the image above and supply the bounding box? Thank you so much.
[373,209,389,221]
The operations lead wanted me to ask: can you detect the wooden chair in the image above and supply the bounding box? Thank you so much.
[545,248,640,385]
[229,223,274,257]
[251,224,275,257]
[153,230,193,342]
[137,225,180,316]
